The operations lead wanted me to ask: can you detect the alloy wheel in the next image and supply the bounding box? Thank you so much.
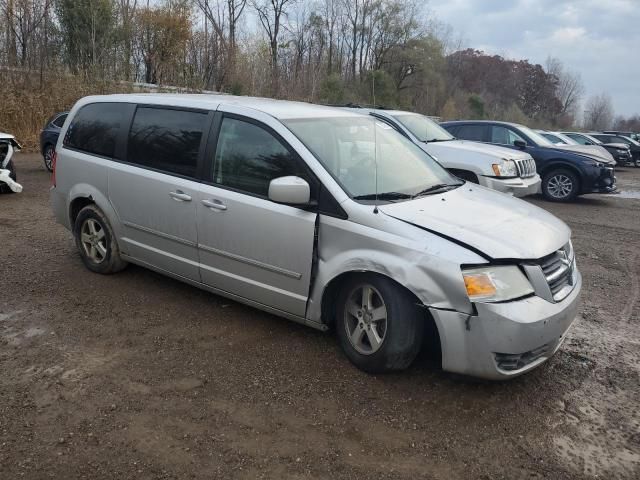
[44,147,55,171]
[547,174,573,199]
[80,218,107,264]
[344,284,388,355]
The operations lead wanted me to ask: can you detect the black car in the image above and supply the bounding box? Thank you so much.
[603,130,639,142]
[590,133,640,166]
[39,111,68,172]
[441,121,617,202]
[560,132,635,167]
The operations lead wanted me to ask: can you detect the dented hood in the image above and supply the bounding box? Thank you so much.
[379,185,570,260]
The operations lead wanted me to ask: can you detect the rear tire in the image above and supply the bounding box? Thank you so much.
[73,204,128,274]
[43,144,55,172]
[336,274,424,373]
[448,169,479,184]
[542,169,579,202]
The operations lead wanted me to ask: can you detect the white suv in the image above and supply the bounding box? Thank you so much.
[345,108,540,197]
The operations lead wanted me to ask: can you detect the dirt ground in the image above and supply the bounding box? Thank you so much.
[1,153,639,480]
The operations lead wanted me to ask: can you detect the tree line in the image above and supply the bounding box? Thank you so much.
[0,0,635,142]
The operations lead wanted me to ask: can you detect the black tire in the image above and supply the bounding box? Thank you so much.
[0,159,17,194]
[73,204,128,274]
[449,169,479,184]
[43,144,55,172]
[542,168,579,202]
[335,274,424,373]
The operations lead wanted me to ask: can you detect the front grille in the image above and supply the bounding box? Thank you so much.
[495,344,549,371]
[515,157,537,178]
[538,243,575,301]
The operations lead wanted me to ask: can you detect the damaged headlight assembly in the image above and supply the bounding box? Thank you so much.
[462,265,534,303]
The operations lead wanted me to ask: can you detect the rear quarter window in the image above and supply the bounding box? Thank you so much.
[63,103,125,157]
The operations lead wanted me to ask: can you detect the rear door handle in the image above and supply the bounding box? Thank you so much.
[202,199,227,211]
[169,190,192,202]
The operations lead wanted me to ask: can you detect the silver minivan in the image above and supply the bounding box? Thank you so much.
[51,94,582,379]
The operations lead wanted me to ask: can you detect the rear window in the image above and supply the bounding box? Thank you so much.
[64,103,124,157]
[127,107,207,178]
[52,114,68,128]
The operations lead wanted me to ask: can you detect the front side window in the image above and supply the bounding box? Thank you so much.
[491,126,526,145]
[284,116,457,199]
[391,113,453,142]
[213,117,311,198]
[127,107,207,178]
[64,103,124,157]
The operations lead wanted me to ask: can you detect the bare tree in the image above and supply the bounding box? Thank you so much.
[546,56,584,117]
[251,0,295,96]
[583,93,614,131]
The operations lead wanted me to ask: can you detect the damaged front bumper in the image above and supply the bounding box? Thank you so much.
[430,270,582,380]
[481,174,541,197]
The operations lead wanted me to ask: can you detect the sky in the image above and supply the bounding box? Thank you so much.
[428,0,640,118]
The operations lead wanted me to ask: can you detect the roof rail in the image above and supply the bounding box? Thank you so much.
[325,102,390,110]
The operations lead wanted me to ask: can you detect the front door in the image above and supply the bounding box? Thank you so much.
[109,106,212,281]
[196,114,317,316]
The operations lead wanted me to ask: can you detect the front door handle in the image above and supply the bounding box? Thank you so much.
[202,199,227,211]
[169,190,192,202]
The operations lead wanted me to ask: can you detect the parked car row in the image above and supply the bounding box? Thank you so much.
[46,94,582,380]
[537,130,640,168]
[440,120,617,202]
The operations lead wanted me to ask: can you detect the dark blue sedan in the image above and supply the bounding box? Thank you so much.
[40,112,68,171]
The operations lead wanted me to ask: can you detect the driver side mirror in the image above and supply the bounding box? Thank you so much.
[513,139,527,149]
[268,176,311,205]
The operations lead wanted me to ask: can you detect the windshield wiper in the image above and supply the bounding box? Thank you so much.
[353,192,412,201]
[424,138,452,143]
[412,182,463,198]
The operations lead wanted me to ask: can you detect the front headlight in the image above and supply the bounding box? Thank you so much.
[462,265,534,303]
[492,159,518,177]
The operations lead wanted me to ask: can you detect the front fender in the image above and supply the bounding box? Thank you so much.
[307,215,485,324]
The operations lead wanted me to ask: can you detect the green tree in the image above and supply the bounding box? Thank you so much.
[55,0,115,75]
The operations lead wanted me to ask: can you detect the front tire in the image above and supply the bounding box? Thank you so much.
[43,144,55,172]
[336,275,424,373]
[542,169,579,202]
[73,205,128,274]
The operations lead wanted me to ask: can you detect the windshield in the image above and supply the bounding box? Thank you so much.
[554,133,579,145]
[519,125,554,146]
[284,116,458,200]
[391,113,454,142]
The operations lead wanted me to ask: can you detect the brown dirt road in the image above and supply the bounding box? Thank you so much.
[1,154,639,479]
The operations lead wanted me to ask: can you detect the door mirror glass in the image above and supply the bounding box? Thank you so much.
[513,139,527,149]
[268,176,311,205]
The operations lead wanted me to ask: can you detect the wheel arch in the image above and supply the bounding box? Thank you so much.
[319,270,442,360]
[67,185,125,246]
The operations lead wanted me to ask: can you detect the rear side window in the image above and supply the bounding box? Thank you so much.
[127,107,207,178]
[53,114,68,128]
[212,117,311,198]
[64,103,124,157]
[455,124,488,142]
